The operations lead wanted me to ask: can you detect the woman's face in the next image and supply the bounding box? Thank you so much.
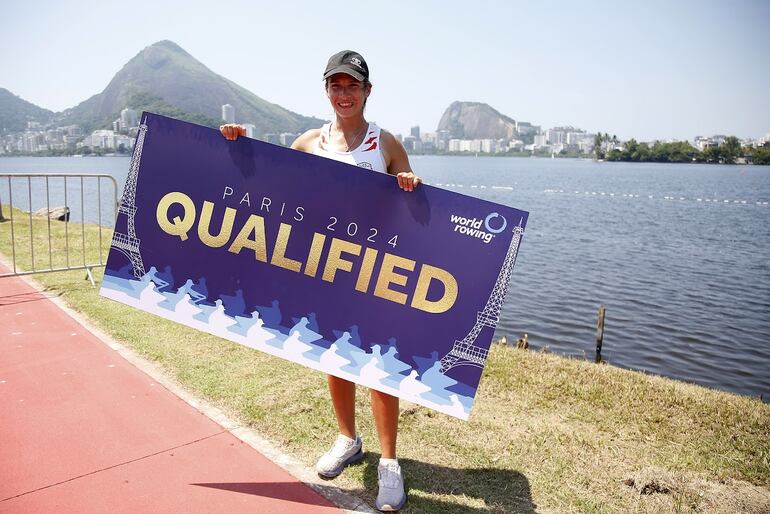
[326,73,370,118]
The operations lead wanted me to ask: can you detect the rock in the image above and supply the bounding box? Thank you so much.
[437,101,518,140]
[33,206,69,221]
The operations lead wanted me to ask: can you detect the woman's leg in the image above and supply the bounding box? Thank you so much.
[328,375,357,437]
[370,390,399,458]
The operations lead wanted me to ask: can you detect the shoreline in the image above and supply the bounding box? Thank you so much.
[3,153,769,166]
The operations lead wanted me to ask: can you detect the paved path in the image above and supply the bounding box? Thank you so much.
[0,268,344,513]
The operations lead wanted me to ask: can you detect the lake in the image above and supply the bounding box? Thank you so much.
[2,155,769,400]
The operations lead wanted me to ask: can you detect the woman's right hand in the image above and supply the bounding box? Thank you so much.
[220,124,246,141]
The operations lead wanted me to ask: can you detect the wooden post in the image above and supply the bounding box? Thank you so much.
[595,305,606,363]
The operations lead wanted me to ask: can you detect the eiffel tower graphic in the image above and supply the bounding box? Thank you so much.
[439,218,525,374]
[111,119,148,278]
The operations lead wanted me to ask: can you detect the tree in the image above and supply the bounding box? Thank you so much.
[700,145,721,164]
[721,136,741,164]
[594,132,604,159]
[633,141,651,162]
[750,144,770,165]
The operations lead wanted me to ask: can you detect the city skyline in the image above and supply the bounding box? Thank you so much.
[1,1,768,141]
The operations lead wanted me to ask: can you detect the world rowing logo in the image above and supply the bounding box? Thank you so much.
[450,212,507,244]
[484,212,507,233]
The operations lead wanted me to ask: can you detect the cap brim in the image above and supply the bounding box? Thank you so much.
[323,65,366,82]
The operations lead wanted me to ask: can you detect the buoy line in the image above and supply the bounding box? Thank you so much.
[542,189,768,206]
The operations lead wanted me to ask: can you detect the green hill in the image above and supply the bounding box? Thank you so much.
[0,88,54,133]
[56,40,324,135]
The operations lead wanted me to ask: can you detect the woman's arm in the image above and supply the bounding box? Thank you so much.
[381,131,421,192]
[291,129,322,153]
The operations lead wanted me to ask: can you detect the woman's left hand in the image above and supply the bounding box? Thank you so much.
[396,172,421,192]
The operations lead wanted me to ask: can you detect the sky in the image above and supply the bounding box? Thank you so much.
[1,0,768,141]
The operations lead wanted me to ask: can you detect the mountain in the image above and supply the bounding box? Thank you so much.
[437,101,517,140]
[0,88,54,133]
[56,40,324,134]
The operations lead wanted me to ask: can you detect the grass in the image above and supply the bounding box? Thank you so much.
[2,208,769,513]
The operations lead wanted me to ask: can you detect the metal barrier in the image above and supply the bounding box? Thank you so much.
[0,173,118,285]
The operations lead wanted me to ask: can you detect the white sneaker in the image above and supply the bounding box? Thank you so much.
[375,459,406,511]
[315,434,363,478]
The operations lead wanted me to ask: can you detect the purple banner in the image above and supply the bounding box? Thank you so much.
[100,112,528,420]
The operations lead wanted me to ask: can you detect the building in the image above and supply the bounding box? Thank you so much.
[402,135,417,152]
[421,132,437,145]
[82,129,117,149]
[578,136,595,154]
[566,130,587,145]
[448,139,484,153]
[115,135,133,151]
[280,133,298,147]
[437,130,451,151]
[480,139,496,153]
[120,108,138,130]
[421,132,438,152]
[241,123,256,138]
[516,121,539,136]
[410,126,420,140]
[22,132,47,152]
[263,133,280,145]
[546,129,566,145]
[694,136,716,151]
[222,104,235,123]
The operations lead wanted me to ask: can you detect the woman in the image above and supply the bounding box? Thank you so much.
[221,50,419,512]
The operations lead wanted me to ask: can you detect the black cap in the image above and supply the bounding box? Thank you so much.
[323,50,369,82]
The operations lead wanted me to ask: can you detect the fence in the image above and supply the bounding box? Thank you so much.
[0,173,118,285]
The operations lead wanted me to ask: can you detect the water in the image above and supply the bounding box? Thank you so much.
[0,156,129,226]
[2,155,769,400]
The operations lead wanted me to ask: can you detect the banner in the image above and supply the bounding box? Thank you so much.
[100,113,528,420]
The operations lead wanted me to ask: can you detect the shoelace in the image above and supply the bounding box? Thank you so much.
[378,463,402,489]
[330,437,356,458]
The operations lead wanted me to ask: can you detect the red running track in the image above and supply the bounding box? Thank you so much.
[0,267,342,513]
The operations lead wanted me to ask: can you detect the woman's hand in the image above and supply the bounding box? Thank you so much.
[220,124,246,141]
[396,172,421,192]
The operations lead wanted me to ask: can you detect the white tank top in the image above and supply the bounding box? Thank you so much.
[313,122,388,173]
